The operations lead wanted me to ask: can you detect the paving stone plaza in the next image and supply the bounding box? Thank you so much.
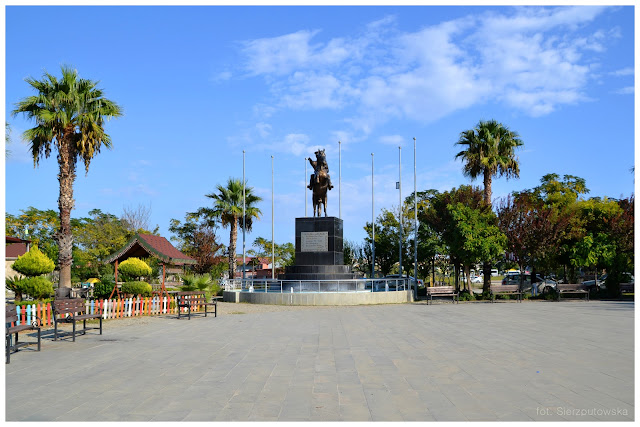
[5,300,634,421]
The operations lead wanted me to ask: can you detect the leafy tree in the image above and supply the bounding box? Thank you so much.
[13,66,122,289]
[6,207,61,262]
[497,193,569,287]
[570,197,623,289]
[447,203,506,292]
[74,209,131,264]
[169,213,226,275]
[363,207,412,277]
[422,185,486,292]
[248,236,295,272]
[605,196,634,296]
[196,178,263,279]
[455,119,523,291]
[406,190,442,285]
[533,173,589,209]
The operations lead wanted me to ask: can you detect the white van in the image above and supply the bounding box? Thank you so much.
[491,269,499,276]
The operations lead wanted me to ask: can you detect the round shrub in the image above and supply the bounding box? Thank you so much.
[121,281,152,297]
[118,257,152,280]
[16,276,55,300]
[12,245,55,277]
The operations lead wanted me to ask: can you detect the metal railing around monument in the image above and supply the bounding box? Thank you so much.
[223,278,411,293]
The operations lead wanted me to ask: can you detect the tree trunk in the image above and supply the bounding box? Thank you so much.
[464,264,471,292]
[228,218,238,280]
[453,262,460,293]
[56,133,77,289]
[482,169,493,294]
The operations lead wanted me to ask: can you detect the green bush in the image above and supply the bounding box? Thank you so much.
[118,257,152,280]
[12,246,55,277]
[121,281,152,297]
[14,298,54,307]
[459,291,476,301]
[93,281,117,299]
[15,276,55,300]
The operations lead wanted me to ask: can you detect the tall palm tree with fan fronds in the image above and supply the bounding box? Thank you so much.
[455,119,523,292]
[13,66,122,289]
[197,178,263,279]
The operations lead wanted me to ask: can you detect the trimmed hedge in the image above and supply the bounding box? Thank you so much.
[121,281,152,297]
[12,246,55,277]
[118,257,152,279]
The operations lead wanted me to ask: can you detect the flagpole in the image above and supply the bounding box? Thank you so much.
[242,150,246,282]
[272,155,275,280]
[371,152,375,279]
[414,137,418,300]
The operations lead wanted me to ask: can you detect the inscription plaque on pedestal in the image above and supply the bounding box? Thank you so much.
[301,232,328,252]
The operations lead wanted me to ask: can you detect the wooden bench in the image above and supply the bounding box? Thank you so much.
[6,304,41,364]
[619,282,634,298]
[425,286,458,305]
[177,292,217,320]
[490,285,522,303]
[53,298,103,341]
[556,284,589,301]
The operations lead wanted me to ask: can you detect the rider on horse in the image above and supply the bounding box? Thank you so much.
[308,149,334,190]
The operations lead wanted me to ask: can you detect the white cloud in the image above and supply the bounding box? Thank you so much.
[237,6,615,134]
[379,135,405,146]
[613,86,634,95]
[610,67,634,76]
[256,122,272,138]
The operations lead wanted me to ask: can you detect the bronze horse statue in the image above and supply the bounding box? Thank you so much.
[308,149,333,217]
[311,170,330,217]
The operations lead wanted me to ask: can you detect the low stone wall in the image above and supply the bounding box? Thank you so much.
[223,290,413,306]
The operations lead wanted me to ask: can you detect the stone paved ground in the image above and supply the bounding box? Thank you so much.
[5,300,634,421]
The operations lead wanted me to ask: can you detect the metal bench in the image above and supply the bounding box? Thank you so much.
[6,304,41,364]
[177,291,217,320]
[490,284,522,303]
[556,284,589,301]
[53,298,103,341]
[425,286,458,305]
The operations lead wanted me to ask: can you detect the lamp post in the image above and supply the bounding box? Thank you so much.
[371,152,375,279]
[242,150,246,282]
[413,137,418,300]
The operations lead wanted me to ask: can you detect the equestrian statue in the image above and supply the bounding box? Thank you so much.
[308,149,334,217]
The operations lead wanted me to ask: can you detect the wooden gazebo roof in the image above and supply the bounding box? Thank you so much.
[106,233,196,265]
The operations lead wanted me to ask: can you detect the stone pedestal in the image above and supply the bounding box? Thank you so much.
[279,217,362,286]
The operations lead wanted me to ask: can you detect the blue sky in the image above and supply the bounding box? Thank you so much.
[4,5,635,251]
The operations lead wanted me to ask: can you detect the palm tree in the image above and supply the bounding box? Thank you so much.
[198,178,262,280]
[455,119,523,292]
[12,66,122,289]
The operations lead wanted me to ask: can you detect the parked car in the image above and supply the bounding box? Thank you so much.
[583,273,634,291]
[470,275,483,284]
[382,274,424,287]
[582,273,609,291]
[502,274,557,294]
